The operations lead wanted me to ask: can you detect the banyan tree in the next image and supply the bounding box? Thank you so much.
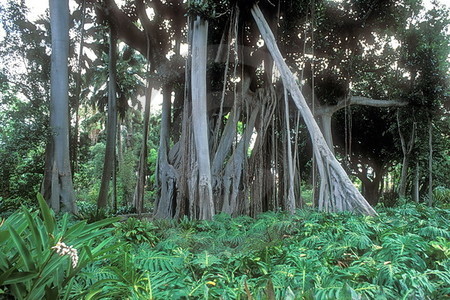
[85,0,422,219]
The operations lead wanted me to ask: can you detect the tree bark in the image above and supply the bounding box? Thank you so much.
[396,110,416,199]
[133,77,152,214]
[252,5,376,215]
[413,162,420,202]
[191,16,215,220]
[283,89,296,213]
[46,0,76,213]
[319,114,334,153]
[97,27,118,209]
[71,0,86,174]
[154,86,178,219]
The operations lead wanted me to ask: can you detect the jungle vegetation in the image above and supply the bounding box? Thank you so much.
[0,0,449,298]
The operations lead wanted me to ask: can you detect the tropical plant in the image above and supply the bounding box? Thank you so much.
[114,217,159,245]
[0,194,120,299]
[75,202,450,299]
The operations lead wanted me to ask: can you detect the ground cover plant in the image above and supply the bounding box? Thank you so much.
[0,195,120,299]
[9,202,441,299]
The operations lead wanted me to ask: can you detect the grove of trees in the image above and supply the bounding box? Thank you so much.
[1,0,449,219]
[2,1,450,298]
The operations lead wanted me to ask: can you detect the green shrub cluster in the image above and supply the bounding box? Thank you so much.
[82,203,450,299]
[0,195,120,299]
[2,200,449,299]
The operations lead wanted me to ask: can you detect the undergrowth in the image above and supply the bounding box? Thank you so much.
[76,202,450,299]
[2,201,449,299]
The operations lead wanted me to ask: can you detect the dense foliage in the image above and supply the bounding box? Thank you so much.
[0,194,120,299]
[0,0,448,219]
[3,198,449,299]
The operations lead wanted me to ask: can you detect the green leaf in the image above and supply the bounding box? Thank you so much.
[37,193,55,234]
[339,283,361,300]
[63,221,87,239]
[22,208,43,256]
[0,230,10,243]
[61,277,75,300]
[84,216,121,232]
[3,271,38,285]
[9,226,35,271]
[35,254,64,286]
[0,249,10,271]
[85,279,123,300]
[0,267,15,285]
[59,213,70,236]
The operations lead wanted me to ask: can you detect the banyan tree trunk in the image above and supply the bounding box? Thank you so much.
[252,5,376,215]
[191,16,215,220]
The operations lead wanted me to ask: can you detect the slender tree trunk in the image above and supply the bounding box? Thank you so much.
[97,27,118,209]
[413,162,420,202]
[133,77,152,214]
[117,120,126,205]
[117,121,123,166]
[71,0,86,174]
[398,155,410,199]
[46,0,76,213]
[319,114,334,153]
[112,155,117,213]
[283,89,295,213]
[397,110,416,199]
[252,5,376,215]
[428,119,433,206]
[191,16,214,220]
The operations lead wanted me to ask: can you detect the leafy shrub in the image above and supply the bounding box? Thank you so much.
[80,203,450,299]
[0,194,120,299]
[114,217,159,245]
[75,201,114,223]
[434,186,450,206]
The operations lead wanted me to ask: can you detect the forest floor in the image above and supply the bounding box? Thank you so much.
[82,202,450,299]
[1,200,450,299]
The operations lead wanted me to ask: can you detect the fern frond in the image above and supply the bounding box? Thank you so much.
[135,249,184,273]
[418,226,450,239]
[344,231,373,250]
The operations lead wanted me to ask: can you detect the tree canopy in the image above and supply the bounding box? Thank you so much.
[0,0,449,218]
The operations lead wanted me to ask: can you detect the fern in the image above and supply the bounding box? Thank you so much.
[191,251,221,269]
[135,249,184,273]
[375,233,427,270]
[428,266,450,298]
[375,262,400,286]
[418,225,450,239]
[65,205,450,299]
[343,231,373,251]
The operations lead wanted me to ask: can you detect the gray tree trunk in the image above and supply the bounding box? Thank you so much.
[396,111,416,199]
[191,16,215,220]
[252,5,376,215]
[71,0,86,174]
[47,0,76,213]
[133,78,152,214]
[413,162,420,202]
[97,27,118,209]
[154,87,177,218]
[283,89,296,213]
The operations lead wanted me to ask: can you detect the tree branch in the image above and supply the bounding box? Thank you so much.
[315,96,408,116]
[96,0,156,63]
